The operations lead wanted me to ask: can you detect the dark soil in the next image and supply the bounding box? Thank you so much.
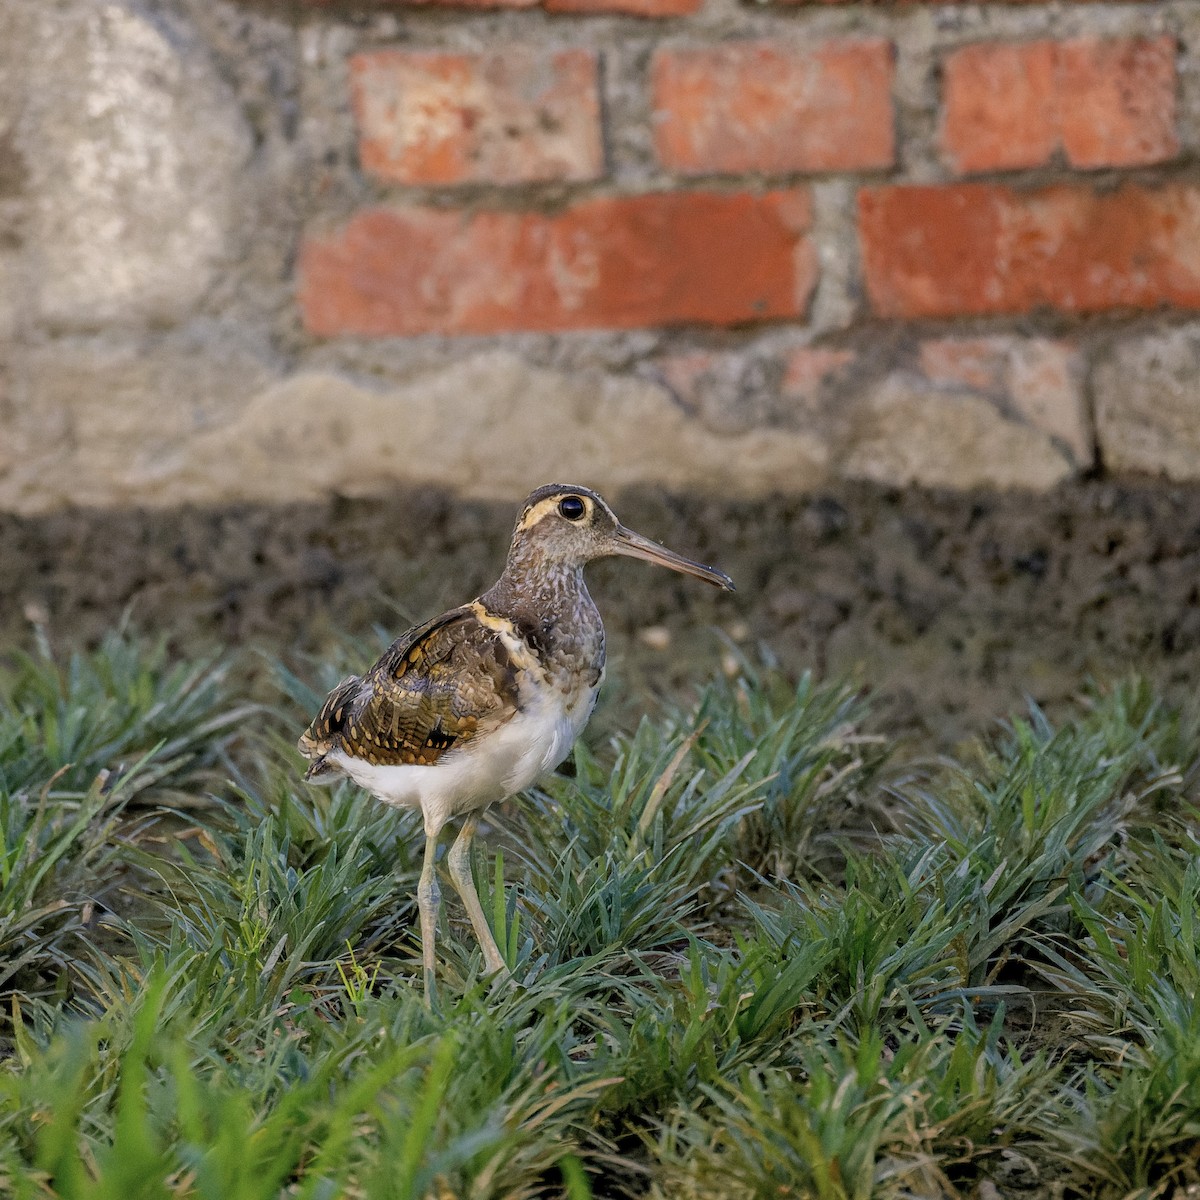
[4,480,1200,748]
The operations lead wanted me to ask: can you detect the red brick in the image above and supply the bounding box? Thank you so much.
[546,0,699,14]
[350,49,602,186]
[323,0,1153,5]
[941,37,1177,174]
[782,347,856,403]
[1058,37,1177,168]
[651,40,894,176]
[919,338,1010,392]
[858,183,1200,319]
[308,0,537,8]
[765,0,1154,6]
[655,351,723,407]
[655,345,855,414]
[300,190,816,336]
[324,0,538,8]
[941,42,1057,174]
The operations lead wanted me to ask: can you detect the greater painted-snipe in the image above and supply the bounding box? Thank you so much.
[298,483,735,998]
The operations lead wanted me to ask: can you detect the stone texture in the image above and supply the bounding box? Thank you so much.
[168,353,833,506]
[637,341,1081,492]
[941,37,1178,175]
[0,364,15,481]
[1,337,276,513]
[918,336,1090,465]
[316,0,703,8]
[0,328,1097,510]
[858,183,1200,319]
[0,351,845,512]
[653,350,787,435]
[16,1,253,330]
[1094,326,1200,481]
[651,40,895,176]
[0,253,23,344]
[299,191,817,336]
[546,0,699,14]
[350,48,603,186]
[781,348,857,408]
[841,374,1074,491]
[650,344,868,436]
[0,47,25,344]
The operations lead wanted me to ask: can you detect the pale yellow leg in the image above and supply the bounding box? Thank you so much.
[446,813,509,979]
[417,825,442,1005]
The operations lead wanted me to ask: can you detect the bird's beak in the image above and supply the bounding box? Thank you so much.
[611,525,736,591]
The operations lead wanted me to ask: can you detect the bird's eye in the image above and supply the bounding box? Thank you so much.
[558,496,586,521]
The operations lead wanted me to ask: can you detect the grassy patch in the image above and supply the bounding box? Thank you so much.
[1,631,1199,1197]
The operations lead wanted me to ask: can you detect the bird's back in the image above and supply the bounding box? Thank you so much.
[297,606,520,780]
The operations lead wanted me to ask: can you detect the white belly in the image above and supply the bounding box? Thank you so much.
[327,682,598,835]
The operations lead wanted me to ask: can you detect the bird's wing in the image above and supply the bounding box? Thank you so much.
[297,606,521,772]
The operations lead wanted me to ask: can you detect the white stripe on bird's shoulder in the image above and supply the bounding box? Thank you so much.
[468,601,548,680]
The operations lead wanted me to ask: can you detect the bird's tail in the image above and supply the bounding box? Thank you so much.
[298,674,359,784]
[303,754,346,786]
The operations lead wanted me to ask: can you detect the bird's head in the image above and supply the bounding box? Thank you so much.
[509,483,735,591]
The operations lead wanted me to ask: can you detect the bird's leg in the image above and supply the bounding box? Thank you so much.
[417,823,442,1005]
[446,813,509,979]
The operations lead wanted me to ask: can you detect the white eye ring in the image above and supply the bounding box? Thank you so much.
[558,496,586,521]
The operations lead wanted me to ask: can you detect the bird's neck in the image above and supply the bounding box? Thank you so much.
[483,553,591,635]
[480,550,604,682]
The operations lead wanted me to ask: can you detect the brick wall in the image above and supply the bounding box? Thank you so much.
[2,0,1200,512]
[307,22,1195,334]
[293,0,1200,494]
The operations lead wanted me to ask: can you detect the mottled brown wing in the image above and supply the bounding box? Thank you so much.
[298,607,520,772]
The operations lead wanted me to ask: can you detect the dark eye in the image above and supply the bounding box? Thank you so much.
[558,496,586,521]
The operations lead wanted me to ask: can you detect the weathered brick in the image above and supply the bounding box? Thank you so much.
[655,351,726,408]
[350,49,602,186]
[919,336,1089,463]
[651,40,894,176]
[941,37,1177,174]
[858,183,1200,319]
[766,0,1155,6]
[781,347,856,404]
[308,0,537,8]
[1058,37,1177,169]
[919,337,1010,393]
[654,351,776,434]
[654,345,855,430]
[546,0,699,15]
[300,190,816,336]
[941,42,1057,174]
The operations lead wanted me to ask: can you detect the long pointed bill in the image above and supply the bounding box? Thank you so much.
[612,525,736,591]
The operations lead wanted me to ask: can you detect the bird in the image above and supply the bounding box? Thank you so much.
[297,483,735,999]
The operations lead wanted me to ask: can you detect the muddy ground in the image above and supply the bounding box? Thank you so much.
[3,480,1200,749]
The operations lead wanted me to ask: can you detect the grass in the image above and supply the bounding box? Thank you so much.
[1,631,1200,1198]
